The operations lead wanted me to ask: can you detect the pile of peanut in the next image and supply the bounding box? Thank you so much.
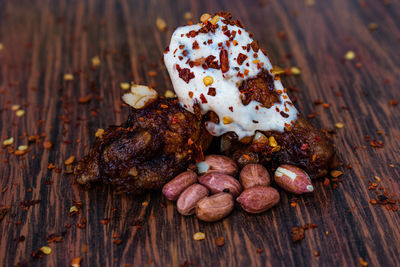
[162,155,314,222]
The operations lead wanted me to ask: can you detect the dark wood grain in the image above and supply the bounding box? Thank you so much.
[1,0,400,266]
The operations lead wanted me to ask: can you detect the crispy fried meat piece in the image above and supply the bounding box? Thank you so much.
[221,71,340,178]
[74,98,212,194]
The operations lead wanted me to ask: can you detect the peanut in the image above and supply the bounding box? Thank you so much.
[196,154,238,176]
[198,172,242,197]
[196,193,234,222]
[240,164,270,189]
[274,164,314,194]
[236,186,280,214]
[177,184,209,216]
[162,171,198,201]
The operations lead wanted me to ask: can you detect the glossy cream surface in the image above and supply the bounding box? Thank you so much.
[164,16,298,139]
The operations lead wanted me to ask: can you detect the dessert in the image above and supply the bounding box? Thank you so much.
[163,11,339,178]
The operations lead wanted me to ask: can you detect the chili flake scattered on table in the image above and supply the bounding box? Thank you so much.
[64,156,75,165]
[71,257,82,267]
[215,237,225,247]
[40,246,52,255]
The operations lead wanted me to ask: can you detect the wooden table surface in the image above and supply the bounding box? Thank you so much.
[1,0,400,266]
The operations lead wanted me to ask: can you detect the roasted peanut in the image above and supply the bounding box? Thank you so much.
[196,154,238,176]
[198,172,242,197]
[239,164,270,188]
[162,171,198,201]
[196,193,234,222]
[236,186,280,214]
[274,164,314,194]
[177,184,209,215]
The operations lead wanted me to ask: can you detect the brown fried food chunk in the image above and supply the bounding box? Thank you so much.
[221,71,340,178]
[74,98,212,194]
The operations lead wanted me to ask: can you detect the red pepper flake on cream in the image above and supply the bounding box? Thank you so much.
[176,64,195,83]
[199,93,208,104]
[237,53,248,65]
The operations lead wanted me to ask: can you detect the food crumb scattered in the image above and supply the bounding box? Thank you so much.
[11,104,20,111]
[64,73,74,81]
[344,51,355,61]
[18,145,28,151]
[290,67,301,75]
[40,246,52,255]
[95,128,105,138]
[368,23,378,31]
[0,43,3,50]
[71,257,82,267]
[91,56,101,67]
[120,82,130,90]
[335,122,344,129]
[359,257,368,267]
[183,12,193,20]
[193,232,205,241]
[3,137,14,146]
[64,156,75,165]
[156,17,167,31]
[215,237,225,247]
[164,90,176,98]
[16,110,25,117]
[142,201,149,206]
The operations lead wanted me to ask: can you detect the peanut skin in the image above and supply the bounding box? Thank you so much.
[162,171,197,201]
[236,186,280,214]
[196,193,234,222]
[197,155,238,176]
[177,184,209,216]
[198,172,242,197]
[274,164,314,194]
[239,164,270,189]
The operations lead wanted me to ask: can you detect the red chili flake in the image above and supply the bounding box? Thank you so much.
[229,106,233,112]
[220,49,229,73]
[187,138,194,145]
[182,50,188,56]
[313,99,323,105]
[199,93,208,104]
[192,41,199,49]
[78,94,92,104]
[322,103,331,108]
[223,30,231,37]
[77,217,87,229]
[237,53,248,65]
[389,99,398,107]
[280,111,289,118]
[370,140,384,148]
[100,218,110,225]
[256,249,264,254]
[314,136,321,142]
[207,87,216,96]
[188,91,194,98]
[160,104,168,109]
[291,227,305,242]
[186,30,198,38]
[176,64,195,83]
[251,41,259,52]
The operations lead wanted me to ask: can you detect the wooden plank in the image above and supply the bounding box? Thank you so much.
[0,0,399,266]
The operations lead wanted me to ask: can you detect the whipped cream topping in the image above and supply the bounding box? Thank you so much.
[164,15,298,139]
